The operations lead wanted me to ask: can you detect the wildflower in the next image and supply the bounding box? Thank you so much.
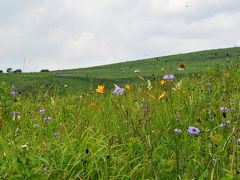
[220,107,228,113]
[158,91,167,100]
[12,111,21,120]
[159,80,166,85]
[178,63,185,70]
[12,85,16,89]
[96,85,105,94]
[220,123,227,128]
[187,126,200,135]
[43,117,52,122]
[163,74,174,80]
[112,85,124,95]
[11,91,18,96]
[125,84,130,90]
[226,120,231,125]
[179,63,185,69]
[174,129,182,134]
[39,108,46,114]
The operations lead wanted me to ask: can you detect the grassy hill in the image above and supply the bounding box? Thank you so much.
[0,47,239,93]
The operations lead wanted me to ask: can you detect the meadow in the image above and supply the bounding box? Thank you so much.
[0,47,240,179]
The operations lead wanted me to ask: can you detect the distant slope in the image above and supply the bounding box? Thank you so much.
[56,47,240,79]
[0,47,239,92]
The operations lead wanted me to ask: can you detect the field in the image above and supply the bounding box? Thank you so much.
[0,47,240,179]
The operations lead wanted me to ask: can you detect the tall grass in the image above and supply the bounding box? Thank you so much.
[0,59,240,179]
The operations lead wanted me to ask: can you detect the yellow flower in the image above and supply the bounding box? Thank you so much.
[158,91,167,100]
[96,85,105,94]
[160,80,166,85]
[125,84,130,90]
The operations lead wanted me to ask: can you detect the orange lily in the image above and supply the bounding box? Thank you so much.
[125,84,130,90]
[160,80,166,85]
[96,85,105,94]
[158,91,167,100]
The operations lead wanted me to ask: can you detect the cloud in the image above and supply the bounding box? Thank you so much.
[0,0,239,71]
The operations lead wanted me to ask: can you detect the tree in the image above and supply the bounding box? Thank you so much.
[40,69,50,72]
[13,69,22,73]
[6,68,13,73]
[0,70,3,73]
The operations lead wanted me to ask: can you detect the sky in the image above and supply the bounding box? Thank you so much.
[0,0,239,72]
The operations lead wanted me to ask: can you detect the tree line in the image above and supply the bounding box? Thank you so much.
[0,68,50,73]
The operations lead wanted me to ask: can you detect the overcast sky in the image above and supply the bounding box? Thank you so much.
[0,0,239,72]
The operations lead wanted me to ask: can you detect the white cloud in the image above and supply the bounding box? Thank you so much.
[0,0,239,71]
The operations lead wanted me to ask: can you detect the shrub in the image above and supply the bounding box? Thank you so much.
[40,69,50,72]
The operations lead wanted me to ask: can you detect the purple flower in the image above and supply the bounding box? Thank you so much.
[112,85,124,95]
[43,117,52,122]
[220,120,231,128]
[11,91,18,96]
[220,107,228,113]
[226,120,231,125]
[163,74,174,80]
[174,129,182,134]
[220,123,227,128]
[187,126,200,135]
[12,111,20,117]
[12,111,21,120]
[12,85,16,89]
[39,108,46,114]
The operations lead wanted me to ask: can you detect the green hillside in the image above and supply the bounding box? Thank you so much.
[0,47,239,93]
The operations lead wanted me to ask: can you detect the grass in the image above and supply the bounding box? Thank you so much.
[0,50,240,179]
